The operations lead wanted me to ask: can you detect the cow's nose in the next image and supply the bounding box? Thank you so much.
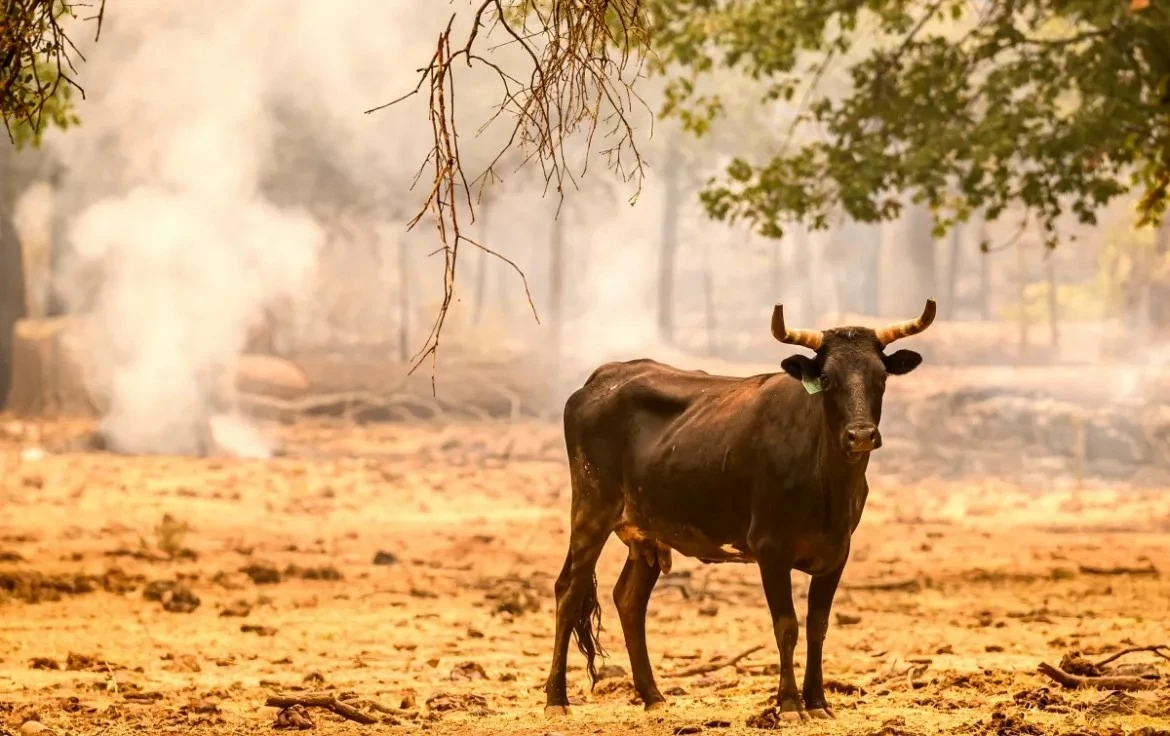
[845,425,881,452]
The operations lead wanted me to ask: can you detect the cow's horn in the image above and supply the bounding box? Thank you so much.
[876,298,937,347]
[771,305,823,351]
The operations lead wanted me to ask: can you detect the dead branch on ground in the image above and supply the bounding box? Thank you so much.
[1036,662,1160,691]
[264,693,378,725]
[1078,563,1159,577]
[366,1,651,387]
[665,645,764,678]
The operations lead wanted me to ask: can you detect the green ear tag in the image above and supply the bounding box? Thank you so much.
[802,375,823,395]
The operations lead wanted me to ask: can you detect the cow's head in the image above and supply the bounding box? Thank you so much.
[773,299,935,458]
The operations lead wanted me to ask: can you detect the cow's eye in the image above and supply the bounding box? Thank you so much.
[820,376,834,391]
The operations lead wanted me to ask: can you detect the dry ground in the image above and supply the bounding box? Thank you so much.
[1,417,1169,736]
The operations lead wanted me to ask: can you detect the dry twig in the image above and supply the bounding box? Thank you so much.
[665,645,764,678]
[1095,645,1170,668]
[1078,563,1159,577]
[1,0,105,142]
[366,1,652,387]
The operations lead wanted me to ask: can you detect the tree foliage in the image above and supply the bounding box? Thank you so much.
[652,0,1170,244]
[1,0,103,148]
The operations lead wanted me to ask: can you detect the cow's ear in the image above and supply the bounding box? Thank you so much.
[884,349,923,376]
[781,354,818,381]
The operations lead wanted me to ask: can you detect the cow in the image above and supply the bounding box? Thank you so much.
[544,299,936,720]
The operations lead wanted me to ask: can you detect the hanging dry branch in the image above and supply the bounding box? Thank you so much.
[1,0,105,144]
[365,0,652,388]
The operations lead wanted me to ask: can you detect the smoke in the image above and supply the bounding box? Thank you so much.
[45,2,454,455]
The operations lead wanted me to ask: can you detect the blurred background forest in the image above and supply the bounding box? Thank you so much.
[2,0,1170,477]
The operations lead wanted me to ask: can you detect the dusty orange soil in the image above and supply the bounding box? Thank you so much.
[1,417,1169,736]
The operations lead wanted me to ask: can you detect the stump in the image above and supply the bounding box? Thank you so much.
[4,316,99,417]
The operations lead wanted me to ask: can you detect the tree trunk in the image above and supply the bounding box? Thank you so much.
[397,238,411,362]
[0,148,28,411]
[548,207,566,367]
[944,222,963,320]
[768,233,782,301]
[4,316,97,416]
[704,240,717,355]
[977,216,991,320]
[472,191,493,324]
[793,226,818,324]
[1046,251,1059,357]
[1017,238,1029,362]
[657,137,682,343]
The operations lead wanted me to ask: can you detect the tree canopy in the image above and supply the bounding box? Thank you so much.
[654,0,1170,245]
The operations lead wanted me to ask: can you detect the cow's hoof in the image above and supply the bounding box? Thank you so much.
[544,705,571,717]
[644,700,668,713]
[779,710,809,722]
[807,707,835,720]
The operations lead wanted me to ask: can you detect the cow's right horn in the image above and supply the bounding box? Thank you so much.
[876,298,937,347]
[771,304,823,351]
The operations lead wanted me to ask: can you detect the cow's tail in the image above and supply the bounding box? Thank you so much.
[572,571,606,688]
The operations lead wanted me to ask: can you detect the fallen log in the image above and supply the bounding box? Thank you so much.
[1037,662,1160,691]
[264,693,377,725]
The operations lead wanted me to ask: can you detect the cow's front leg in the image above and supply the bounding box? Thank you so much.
[758,555,806,721]
[803,558,846,719]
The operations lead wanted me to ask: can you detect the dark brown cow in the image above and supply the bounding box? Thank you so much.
[544,299,936,720]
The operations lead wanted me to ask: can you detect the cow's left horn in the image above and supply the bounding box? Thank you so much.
[771,305,823,351]
[875,298,937,347]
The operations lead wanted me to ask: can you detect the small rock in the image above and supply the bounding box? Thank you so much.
[219,599,252,617]
[143,579,178,601]
[274,704,314,730]
[163,653,201,673]
[986,644,1005,652]
[596,663,628,681]
[675,726,703,735]
[836,613,862,626]
[697,605,719,617]
[28,658,59,670]
[450,661,488,681]
[161,585,200,613]
[664,686,687,696]
[241,624,278,637]
[467,626,484,639]
[303,672,325,686]
[19,722,54,736]
[240,564,282,585]
[400,690,417,709]
[373,550,399,565]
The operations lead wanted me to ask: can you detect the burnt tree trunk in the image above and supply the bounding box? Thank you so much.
[657,137,682,343]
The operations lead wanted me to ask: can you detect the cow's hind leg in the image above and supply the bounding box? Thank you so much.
[544,474,618,716]
[613,542,668,710]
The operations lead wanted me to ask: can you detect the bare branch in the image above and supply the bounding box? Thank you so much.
[368,0,652,385]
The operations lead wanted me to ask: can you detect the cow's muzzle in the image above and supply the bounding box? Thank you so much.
[843,423,882,454]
